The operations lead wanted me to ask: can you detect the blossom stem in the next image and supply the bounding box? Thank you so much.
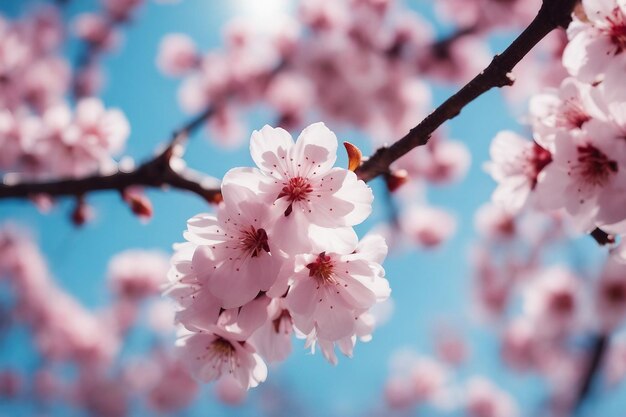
[355,0,578,182]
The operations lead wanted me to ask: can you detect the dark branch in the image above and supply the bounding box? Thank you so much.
[431,25,477,58]
[0,0,577,204]
[355,0,578,182]
[590,228,615,246]
[572,333,609,413]
[0,108,221,203]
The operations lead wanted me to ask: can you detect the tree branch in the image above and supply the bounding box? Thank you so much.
[590,228,615,246]
[355,0,577,182]
[572,333,609,413]
[0,107,221,203]
[0,0,578,204]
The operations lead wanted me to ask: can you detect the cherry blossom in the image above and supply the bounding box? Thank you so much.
[563,0,626,82]
[107,249,169,301]
[285,235,389,342]
[595,258,626,331]
[529,77,602,149]
[523,266,584,337]
[486,131,552,213]
[243,123,372,227]
[534,128,626,231]
[157,34,199,76]
[176,326,268,389]
[465,377,519,417]
[400,205,457,248]
[182,184,283,309]
[38,98,130,178]
[248,298,293,364]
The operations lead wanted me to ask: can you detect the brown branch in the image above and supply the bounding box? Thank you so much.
[572,333,609,413]
[355,0,578,182]
[0,107,221,203]
[590,228,615,246]
[431,25,478,58]
[0,0,577,205]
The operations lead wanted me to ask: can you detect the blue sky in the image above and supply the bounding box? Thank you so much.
[0,1,622,416]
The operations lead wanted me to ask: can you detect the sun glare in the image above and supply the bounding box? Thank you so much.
[232,0,292,32]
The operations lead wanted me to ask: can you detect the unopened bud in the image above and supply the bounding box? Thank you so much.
[122,188,153,221]
[385,170,409,192]
[343,141,363,172]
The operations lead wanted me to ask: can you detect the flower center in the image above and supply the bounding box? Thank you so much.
[607,8,626,53]
[211,337,235,356]
[558,99,591,129]
[574,144,618,187]
[603,281,626,305]
[240,226,270,258]
[550,291,575,315]
[306,252,336,284]
[524,143,552,189]
[277,176,313,216]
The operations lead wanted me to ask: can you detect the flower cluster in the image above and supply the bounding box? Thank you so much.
[0,7,67,113]
[0,7,131,181]
[1,97,129,179]
[467,199,626,412]
[0,225,208,415]
[166,122,390,389]
[487,0,626,247]
[156,0,496,146]
[72,0,145,97]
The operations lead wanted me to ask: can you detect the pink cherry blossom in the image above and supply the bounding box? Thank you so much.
[500,318,540,371]
[285,234,389,341]
[165,242,222,332]
[157,34,199,77]
[248,298,293,364]
[465,377,518,417]
[39,98,130,178]
[0,109,41,171]
[73,13,119,51]
[434,326,469,367]
[182,183,283,309]
[563,0,626,82]
[534,127,626,231]
[523,266,583,337]
[147,356,199,412]
[394,136,471,185]
[215,375,247,405]
[384,375,417,409]
[107,249,169,301]
[486,131,552,213]
[242,123,373,227]
[302,311,376,365]
[595,257,626,331]
[74,371,129,417]
[435,0,540,31]
[176,325,268,389]
[474,203,516,241]
[400,205,457,248]
[529,77,602,149]
[102,0,144,21]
